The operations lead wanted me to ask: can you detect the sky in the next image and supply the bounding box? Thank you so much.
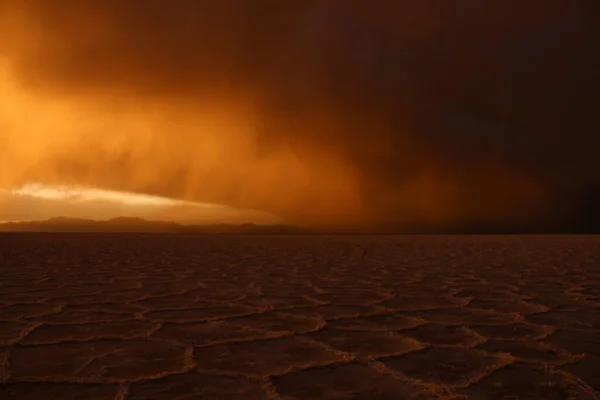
[0,1,598,231]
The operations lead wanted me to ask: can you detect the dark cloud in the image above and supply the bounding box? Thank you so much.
[0,0,598,231]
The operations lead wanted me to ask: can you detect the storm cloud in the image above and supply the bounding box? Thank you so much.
[1,0,598,231]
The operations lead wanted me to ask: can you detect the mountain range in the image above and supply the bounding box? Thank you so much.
[0,217,306,234]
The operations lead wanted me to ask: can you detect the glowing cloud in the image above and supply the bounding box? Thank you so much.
[8,182,209,207]
[0,182,281,224]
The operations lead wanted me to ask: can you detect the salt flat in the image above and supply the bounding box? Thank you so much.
[0,234,599,399]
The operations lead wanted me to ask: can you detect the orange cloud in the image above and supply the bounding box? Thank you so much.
[0,1,596,231]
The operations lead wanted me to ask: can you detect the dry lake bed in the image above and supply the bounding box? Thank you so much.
[1,233,599,399]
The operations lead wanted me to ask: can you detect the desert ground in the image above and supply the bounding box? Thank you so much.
[0,234,599,399]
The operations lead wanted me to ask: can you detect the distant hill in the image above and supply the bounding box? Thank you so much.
[1,217,573,234]
[0,217,307,234]
[0,217,503,234]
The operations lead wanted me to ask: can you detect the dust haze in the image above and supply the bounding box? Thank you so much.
[1,1,598,231]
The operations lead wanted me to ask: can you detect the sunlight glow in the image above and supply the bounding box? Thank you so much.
[8,182,215,208]
[0,181,282,224]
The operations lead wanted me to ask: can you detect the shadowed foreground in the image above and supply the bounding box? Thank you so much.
[1,234,599,399]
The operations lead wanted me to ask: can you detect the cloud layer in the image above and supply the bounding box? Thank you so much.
[1,1,598,230]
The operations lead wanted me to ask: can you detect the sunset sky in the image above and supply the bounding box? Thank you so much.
[0,1,598,231]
